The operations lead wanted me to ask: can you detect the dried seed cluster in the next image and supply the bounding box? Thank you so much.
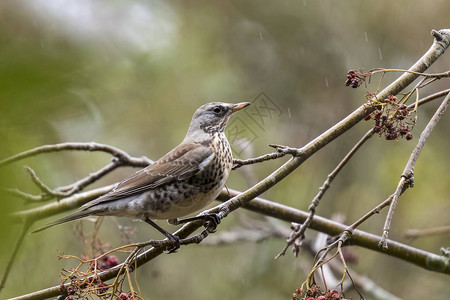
[58,274,109,300]
[345,69,365,88]
[57,255,136,299]
[365,95,415,141]
[98,255,119,271]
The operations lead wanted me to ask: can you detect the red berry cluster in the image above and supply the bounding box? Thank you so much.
[365,95,415,141]
[293,286,348,300]
[98,255,119,270]
[345,70,365,88]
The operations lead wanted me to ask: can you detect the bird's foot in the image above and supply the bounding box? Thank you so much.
[167,218,180,226]
[202,213,221,233]
[168,213,221,233]
[169,212,220,225]
[141,216,180,253]
[164,234,181,254]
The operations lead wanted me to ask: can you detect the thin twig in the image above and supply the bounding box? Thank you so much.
[0,142,152,168]
[34,226,217,299]
[347,196,393,232]
[405,226,450,240]
[12,185,115,224]
[0,221,31,292]
[276,129,375,258]
[378,178,410,250]
[0,143,153,201]
[303,231,403,300]
[413,88,450,107]
[370,68,450,79]
[23,166,56,196]
[379,92,450,249]
[306,183,411,282]
[4,188,50,202]
[232,152,285,169]
[232,144,302,169]
[52,161,122,198]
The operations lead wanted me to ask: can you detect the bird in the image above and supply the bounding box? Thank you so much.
[32,102,251,251]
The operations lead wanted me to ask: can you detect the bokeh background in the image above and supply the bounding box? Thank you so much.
[1,0,449,299]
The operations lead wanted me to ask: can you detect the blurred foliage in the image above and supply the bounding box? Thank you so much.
[1,0,449,299]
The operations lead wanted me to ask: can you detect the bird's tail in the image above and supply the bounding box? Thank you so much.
[30,209,98,234]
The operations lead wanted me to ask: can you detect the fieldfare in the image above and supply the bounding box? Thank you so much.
[33,102,250,251]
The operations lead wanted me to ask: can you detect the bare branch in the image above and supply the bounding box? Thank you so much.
[413,88,450,107]
[232,144,302,169]
[277,129,375,258]
[232,151,285,169]
[379,92,450,249]
[0,221,31,292]
[369,68,450,79]
[23,166,55,196]
[3,188,50,202]
[12,185,115,223]
[0,142,152,168]
[405,226,450,240]
[52,161,122,198]
[0,143,153,201]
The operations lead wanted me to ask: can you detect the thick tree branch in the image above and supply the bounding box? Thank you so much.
[12,185,114,224]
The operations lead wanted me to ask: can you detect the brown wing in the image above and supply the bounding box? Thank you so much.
[82,142,213,208]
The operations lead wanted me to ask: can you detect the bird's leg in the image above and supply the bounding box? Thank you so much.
[142,216,180,253]
[168,213,221,233]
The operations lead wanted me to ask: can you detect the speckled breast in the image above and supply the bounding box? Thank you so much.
[147,132,233,219]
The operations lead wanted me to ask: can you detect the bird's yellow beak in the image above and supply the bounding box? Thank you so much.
[232,102,251,112]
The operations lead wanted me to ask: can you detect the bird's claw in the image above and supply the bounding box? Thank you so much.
[164,235,180,253]
[202,213,221,233]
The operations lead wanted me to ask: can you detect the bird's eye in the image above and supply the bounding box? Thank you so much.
[213,106,223,114]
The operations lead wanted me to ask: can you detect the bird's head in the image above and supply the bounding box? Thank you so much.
[185,102,251,139]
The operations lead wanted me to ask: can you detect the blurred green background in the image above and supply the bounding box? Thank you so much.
[1,0,449,299]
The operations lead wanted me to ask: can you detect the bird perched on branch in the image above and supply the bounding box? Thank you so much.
[32,102,251,251]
